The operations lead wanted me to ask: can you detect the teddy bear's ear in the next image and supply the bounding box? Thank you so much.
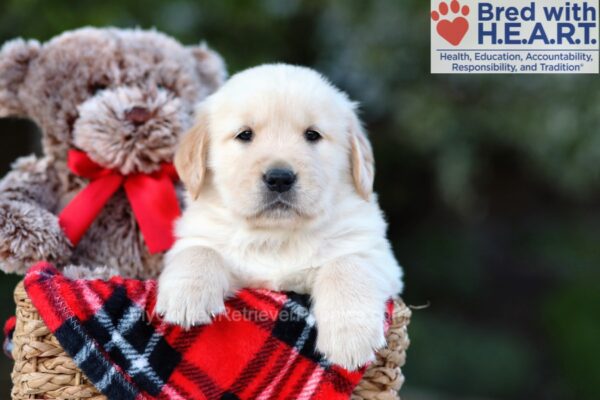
[0,38,40,117]
[189,42,227,94]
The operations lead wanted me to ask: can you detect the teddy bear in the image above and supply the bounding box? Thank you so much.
[0,27,226,279]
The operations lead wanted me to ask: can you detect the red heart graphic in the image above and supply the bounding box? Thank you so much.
[436,17,469,46]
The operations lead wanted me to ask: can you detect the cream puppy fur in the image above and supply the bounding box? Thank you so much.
[156,64,403,370]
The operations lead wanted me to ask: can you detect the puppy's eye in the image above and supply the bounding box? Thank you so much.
[304,129,322,142]
[235,129,253,142]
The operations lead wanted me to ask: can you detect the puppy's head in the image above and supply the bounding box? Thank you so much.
[176,64,374,228]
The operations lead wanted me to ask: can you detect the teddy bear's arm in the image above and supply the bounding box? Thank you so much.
[0,155,72,274]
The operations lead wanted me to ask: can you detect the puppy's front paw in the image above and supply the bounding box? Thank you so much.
[156,267,228,328]
[315,311,386,370]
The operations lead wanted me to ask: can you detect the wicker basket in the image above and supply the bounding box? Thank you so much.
[11,281,410,400]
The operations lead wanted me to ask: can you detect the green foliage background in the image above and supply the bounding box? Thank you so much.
[0,1,599,398]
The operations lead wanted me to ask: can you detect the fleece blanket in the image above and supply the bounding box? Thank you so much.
[23,262,392,400]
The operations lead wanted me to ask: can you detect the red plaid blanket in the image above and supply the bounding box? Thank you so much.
[3,315,16,358]
[24,263,392,400]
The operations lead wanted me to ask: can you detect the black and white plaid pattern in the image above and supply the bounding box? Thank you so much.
[56,286,180,399]
[271,293,330,367]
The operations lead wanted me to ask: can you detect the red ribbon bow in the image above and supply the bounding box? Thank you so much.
[58,150,181,254]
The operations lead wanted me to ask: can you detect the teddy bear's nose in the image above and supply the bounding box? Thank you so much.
[124,107,152,125]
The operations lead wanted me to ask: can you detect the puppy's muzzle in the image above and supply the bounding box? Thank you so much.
[263,168,296,193]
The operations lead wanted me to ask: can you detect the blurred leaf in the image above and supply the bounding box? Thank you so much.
[543,281,600,400]
[406,311,535,398]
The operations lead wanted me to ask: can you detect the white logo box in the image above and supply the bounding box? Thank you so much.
[431,0,599,74]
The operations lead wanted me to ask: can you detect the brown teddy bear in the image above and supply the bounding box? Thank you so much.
[0,27,226,279]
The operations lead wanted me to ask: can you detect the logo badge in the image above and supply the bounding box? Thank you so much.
[431,0,600,74]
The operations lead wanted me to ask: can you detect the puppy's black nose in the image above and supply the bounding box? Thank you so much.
[125,106,152,125]
[263,168,296,193]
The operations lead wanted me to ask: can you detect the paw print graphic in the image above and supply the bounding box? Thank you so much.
[431,0,470,46]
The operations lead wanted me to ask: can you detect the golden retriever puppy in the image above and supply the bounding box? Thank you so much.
[156,64,403,370]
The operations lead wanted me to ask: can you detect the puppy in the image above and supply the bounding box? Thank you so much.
[156,64,403,370]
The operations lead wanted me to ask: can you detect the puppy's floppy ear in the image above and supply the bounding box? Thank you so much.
[175,108,210,200]
[0,38,40,117]
[349,109,375,200]
[189,42,227,95]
